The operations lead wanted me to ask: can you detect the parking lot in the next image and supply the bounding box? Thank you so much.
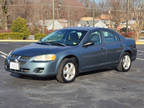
[0,42,144,108]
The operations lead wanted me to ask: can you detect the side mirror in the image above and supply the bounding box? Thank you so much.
[83,41,94,47]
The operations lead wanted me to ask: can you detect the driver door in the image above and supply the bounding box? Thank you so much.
[79,30,107,72]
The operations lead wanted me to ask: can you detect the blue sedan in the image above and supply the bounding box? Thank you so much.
[5,27,137,83]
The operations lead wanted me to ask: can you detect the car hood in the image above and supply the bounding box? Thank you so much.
[12,43,71,57]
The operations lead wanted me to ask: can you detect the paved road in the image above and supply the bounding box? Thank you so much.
[0,42,144,108]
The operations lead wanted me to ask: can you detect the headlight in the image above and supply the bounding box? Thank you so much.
[33,54,56,61]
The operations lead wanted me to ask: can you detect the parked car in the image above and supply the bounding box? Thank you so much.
[141,30,144,34]
[5,27,137,83]
[119,27,136,38]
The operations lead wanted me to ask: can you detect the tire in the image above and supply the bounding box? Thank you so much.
[56,58,78,83]
[116,52,132,72]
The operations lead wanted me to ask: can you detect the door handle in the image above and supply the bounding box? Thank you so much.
[120,44,123,48]
[101,47,105,50]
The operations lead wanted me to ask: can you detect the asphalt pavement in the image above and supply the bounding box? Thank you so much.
[0,42,144,108]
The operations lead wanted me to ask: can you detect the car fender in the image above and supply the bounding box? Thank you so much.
[119,47,132,61]
[55,51,80,74]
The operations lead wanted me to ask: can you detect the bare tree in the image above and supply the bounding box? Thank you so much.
[61,0,85,26]
[0,0,10,30]
[107,0,126,28]
[131,0,144,40]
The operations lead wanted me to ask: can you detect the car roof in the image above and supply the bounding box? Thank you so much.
[62,27,113,31]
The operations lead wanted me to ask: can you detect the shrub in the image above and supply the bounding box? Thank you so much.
[35,33,46,40]
[30,26,41,35]
[10,17,30,36]
[0,32,28,40]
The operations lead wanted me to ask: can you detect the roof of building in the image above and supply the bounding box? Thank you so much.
[62,27,110,31]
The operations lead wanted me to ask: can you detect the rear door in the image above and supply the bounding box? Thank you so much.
[101,30,122,64]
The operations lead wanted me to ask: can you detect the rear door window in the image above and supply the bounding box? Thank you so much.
[102,31,119,43]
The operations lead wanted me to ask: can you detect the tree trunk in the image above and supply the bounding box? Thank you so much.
[4,14,8,30]
[135,31,139,40]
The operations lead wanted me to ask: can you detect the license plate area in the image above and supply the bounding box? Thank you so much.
[10,62,20,70]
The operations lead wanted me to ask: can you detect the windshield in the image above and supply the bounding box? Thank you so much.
[40,29,87,46]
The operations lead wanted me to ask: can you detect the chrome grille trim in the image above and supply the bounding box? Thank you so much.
[11,55,31,60]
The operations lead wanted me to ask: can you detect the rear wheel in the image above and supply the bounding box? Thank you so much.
[56,58,78,83]
[116,52,132,72]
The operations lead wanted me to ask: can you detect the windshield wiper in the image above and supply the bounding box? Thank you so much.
[47,42,66,46]
[36,41,48,45]
[37,41,65,46]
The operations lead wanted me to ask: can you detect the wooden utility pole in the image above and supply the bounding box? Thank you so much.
[92,0,95,27]
[126,0,130,36]
[52,0,55,30]
[108,9,112,28]
[1,0,8,30]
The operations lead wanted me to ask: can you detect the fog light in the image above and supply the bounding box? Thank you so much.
[34,68,44,73]
[21,68,30,72]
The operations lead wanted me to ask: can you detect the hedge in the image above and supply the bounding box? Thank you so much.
[35,33,46,40]
[11,17,30,36]
[0,32,28,40]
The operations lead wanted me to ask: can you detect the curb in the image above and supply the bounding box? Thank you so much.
[0,40,144,45]
[136,41,144,45]
[0,40,38,42]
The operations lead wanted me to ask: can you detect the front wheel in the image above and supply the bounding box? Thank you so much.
[116,52,132,72]
[56,58,78,83]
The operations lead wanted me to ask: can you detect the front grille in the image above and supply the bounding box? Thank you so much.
[10,55,31,65]
[11,55,31,61]
[11,54,18,58]
[20,56,31,60]
[9,68,30,72]
[21,68,30,72]
[19,61,26,65]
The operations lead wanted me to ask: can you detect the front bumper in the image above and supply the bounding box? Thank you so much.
[5,57,57,77]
